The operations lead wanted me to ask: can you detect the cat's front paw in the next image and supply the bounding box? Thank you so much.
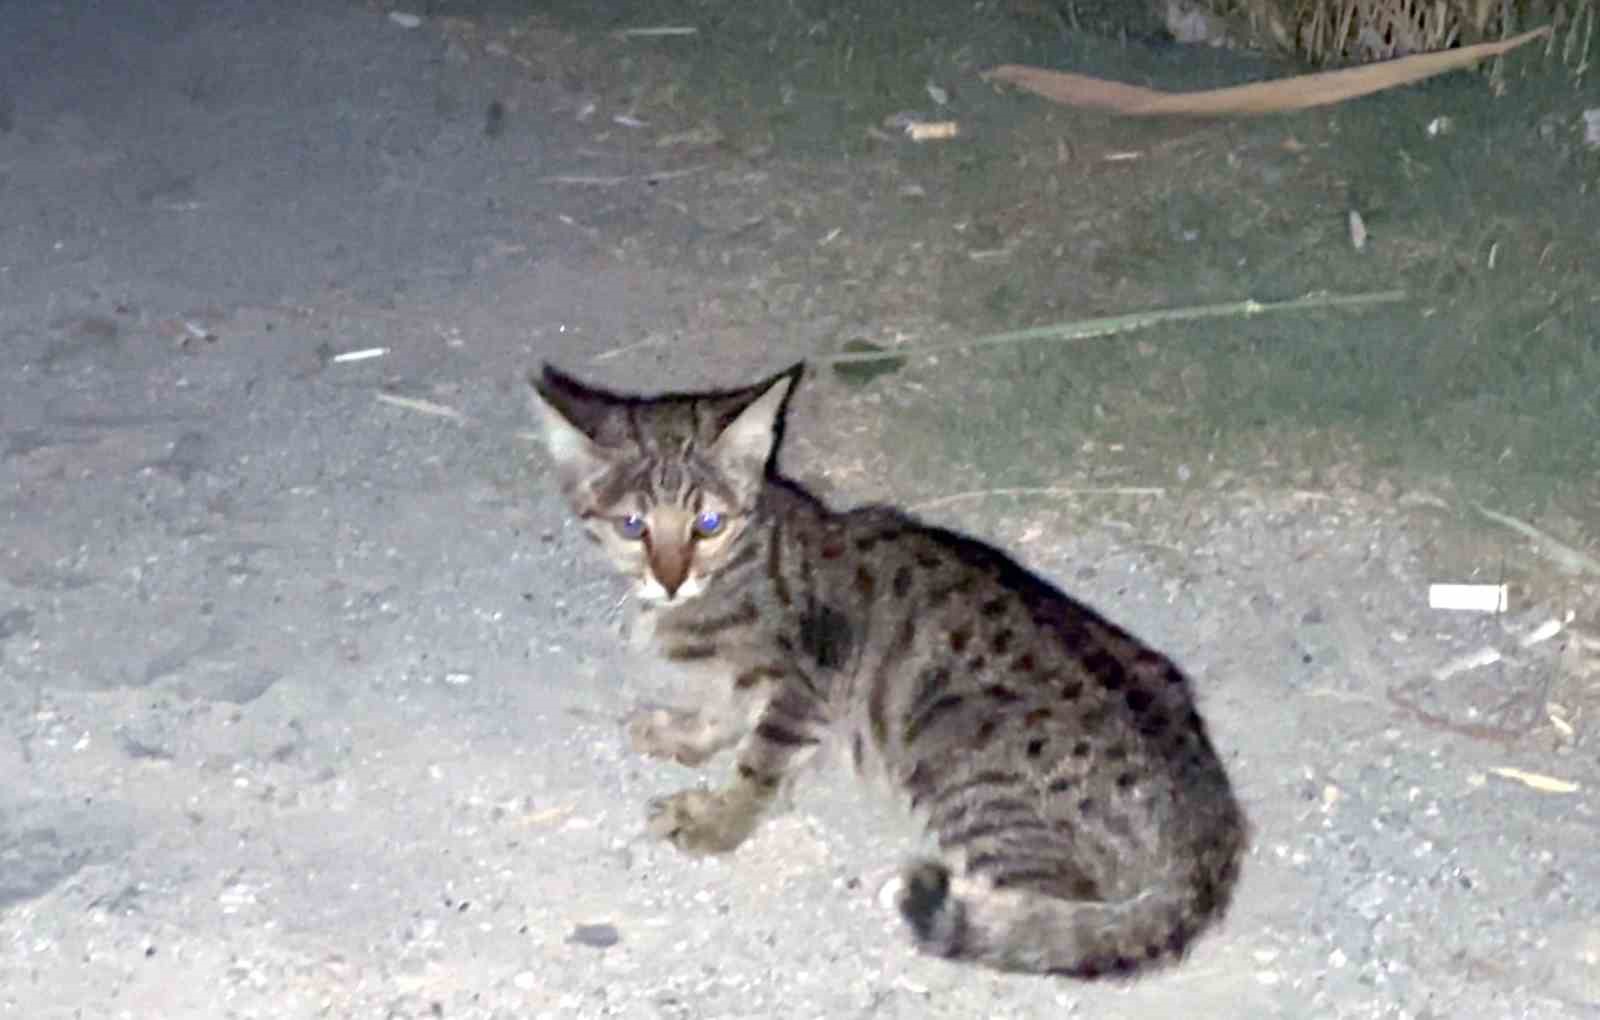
[646,788,757,855]
[626,707,718,766]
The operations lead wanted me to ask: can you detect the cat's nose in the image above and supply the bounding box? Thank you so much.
[650,545,691,596]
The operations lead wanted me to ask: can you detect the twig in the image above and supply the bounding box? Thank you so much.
[1488,766,1580,794]
[815,289,1409,365]
[593,333,667,362]
[1385,679,1532,743]
[375,393,470,422]
[374,393,541,444]
[1474,503,1600,576]
[911,486,1165,512]
[544,166,709,187]
[615,26,698,37]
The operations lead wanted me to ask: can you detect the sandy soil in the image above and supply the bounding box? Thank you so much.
[2,3,1598,1018]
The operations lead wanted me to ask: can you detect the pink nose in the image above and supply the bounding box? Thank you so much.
[650,547,690,596]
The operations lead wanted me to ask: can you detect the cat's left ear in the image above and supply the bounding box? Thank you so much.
[710,363,802,487]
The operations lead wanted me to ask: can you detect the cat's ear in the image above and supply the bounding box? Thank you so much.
[710,364,801,489]
[529,366,614,502]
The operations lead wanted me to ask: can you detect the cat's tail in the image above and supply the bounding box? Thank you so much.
[896,853,1240,978]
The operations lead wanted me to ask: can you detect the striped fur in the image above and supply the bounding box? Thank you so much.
[531,364,1248,979]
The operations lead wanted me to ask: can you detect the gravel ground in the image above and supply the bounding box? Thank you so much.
[3,3,1597,1018]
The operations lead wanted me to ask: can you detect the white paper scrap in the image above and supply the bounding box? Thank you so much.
[1428,583,1507,613]
[332,347,389,363]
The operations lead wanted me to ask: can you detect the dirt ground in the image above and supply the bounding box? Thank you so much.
[3,1,1599,1017]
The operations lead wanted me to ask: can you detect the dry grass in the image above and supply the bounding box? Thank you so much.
[1212,0,1595,67]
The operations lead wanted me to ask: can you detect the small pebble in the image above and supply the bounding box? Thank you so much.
[876,875,904,912]
[389,11,422,28]
[567,922,620,949]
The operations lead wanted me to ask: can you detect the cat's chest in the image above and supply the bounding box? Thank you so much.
[647,590,784,664]
[645,530,884,687]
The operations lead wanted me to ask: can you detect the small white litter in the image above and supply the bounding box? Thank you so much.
[332,347,388,364]
[1427,583,1506,613]
[1347,209,1368,251]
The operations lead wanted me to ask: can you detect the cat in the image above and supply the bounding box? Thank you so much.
[530,362,1248,978]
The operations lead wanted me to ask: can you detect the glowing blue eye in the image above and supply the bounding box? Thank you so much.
[616,514,647,540]
[693,511,725,537]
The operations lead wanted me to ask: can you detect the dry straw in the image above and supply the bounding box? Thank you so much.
[1211,0,1592,73]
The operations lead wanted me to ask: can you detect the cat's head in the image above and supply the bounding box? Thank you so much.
[530,363,801,603]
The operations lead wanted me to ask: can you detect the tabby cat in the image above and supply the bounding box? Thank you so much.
[531,363,1247,978]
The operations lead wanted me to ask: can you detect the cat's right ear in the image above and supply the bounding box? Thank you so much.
[528,366,611,502]
[708,364,801,495]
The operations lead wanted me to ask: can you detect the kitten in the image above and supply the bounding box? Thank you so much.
[530,363,1247,978]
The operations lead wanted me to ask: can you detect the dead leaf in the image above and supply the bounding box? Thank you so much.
[982,27,1551,117]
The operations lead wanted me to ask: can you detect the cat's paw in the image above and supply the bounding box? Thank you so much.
[646,788,757,855]
[626,707,717,766]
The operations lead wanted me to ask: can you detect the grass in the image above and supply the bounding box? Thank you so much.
[534,0,1065,153]
[532,0,1600,527]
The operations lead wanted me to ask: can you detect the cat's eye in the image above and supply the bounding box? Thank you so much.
[615,513,647,541]
[693,511,726,538]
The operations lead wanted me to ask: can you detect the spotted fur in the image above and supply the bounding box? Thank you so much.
[531,363,1248,978]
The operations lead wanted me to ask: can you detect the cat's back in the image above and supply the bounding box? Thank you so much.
[805,500,1242,871]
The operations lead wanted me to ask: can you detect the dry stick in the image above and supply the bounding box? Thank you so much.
[912,486,1165,512]
[544,166,708,187]
[814,289,1409,365]
[615,26,698,37]
[373,393,541,444]
[374,392,469,422]
[1474,503,1600,576]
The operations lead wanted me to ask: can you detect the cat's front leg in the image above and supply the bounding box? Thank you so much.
[625,705,745,767]
[646,680,826,855]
